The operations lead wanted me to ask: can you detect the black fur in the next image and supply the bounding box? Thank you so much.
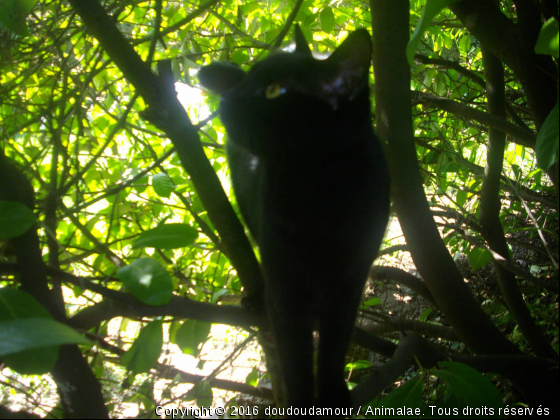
[199,27,390,408]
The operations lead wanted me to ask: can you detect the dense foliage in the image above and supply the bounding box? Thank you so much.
[0,0,558,418]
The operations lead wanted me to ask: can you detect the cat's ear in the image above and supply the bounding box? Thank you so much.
[198,62,246,94]
[322,29,372,104]
[294,25,312,56]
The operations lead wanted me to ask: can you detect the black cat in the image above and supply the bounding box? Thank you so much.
[199,27,390,409]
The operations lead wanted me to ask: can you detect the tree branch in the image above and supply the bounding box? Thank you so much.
[369,265,438,308]
[479,47,555,359]
[209,10,270,49]
[272,0,305,49]
[89,333,274,400]
[360,318,459,341]
[0,154,108,419]
[415,92,536,148]
[132,0,221,46]
[370,0,518,356]
[449,0,557,130]
[67,0,264,300]
[415,53,485,86]
[352,331,559,408]
[352,333,444,407]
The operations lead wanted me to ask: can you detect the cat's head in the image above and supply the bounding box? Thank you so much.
[198,27,373,156]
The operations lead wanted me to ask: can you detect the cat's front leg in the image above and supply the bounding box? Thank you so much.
[260,241,317,408]
[267,288,316,408]
[316,266,369,411]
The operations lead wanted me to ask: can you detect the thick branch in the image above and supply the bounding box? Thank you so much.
[369,265,438,307]
[0,154,108,419]
[352,328,397,357]
[360,318,459,341]
[67,0,264,299]
[351,331,559,408]
[352,333,444,407]
[479,47,556,359]
[68,296,259,332]
[370,0,518,356]
[489,250,559,294]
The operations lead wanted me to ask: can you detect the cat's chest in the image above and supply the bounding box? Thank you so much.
[257,149,379,231]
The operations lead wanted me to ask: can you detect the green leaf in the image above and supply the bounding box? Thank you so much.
[1,341,59,375]
[189,381,213,408]
[133,223,198,250]
[121,320,163,376]
[434,72,447,96]
[152,173,175,197]
[265,28,281,45]
[242,2,261,14]
[430,362,503,411]
[24,145,41,159]
[0,318,90,357]
[362,297,382,307]
[345,360,371,371]
[407,0,461,66]
[231,49,249,65]
[423,68,436,86]
[456,189,468,208]
[535,102,559,172]
[367,378,423,417]
[419,307,433,323]
[0,0,37,36]
[535,18,559,58]
[0,200,36,239]
[245,367,259,387]
[0,287,51,320]
[117,258,173,306]
[211,288,230,304]
[183,57,199,70]
[320,7,335,33]
[303,13,318,30]
[458,34,471,55]
[173,319,211,357]
[0,288,59,374]
[468,247,492,270]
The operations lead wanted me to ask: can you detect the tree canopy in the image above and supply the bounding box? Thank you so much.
[0,0,558,418]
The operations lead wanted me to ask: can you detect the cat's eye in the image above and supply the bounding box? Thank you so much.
[264,83,285,99]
